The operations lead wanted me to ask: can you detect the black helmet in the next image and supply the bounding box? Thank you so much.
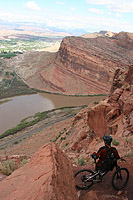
[103,135,112,145]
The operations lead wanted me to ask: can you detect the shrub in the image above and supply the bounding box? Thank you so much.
[0,160,16,176]
[14,141,19,145]
[60,136,66,142]
[66,130,71,135]
[0,112,48,139]
[112,139,119,146]
[21,159,28,165]
[94,101,99,105]
[53,131,64,142]
[78,157,86,166]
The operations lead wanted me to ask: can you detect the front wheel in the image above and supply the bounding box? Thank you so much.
[112,167,129,190]
[74,169,94,190]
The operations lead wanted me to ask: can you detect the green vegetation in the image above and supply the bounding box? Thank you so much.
[66,130,71,135]
[0,99,12,105]
[94,101,99,105]
[0,73,37,99]
[0,159,16,176]
[21,159,28,165]
[14,141,19,145]
[0,111,48,139]
[0,37,62,52]
[0,106,84,139]
[78,157,87,166]
[112,139,119,146]
[33,88,108,97]
[0,157,29,176]
[53,131,64,143]
[0,52,17,59]
[60,136,66,142]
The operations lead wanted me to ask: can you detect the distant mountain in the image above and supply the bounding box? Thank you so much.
[81,30,114,38]
[0,20,95,36]
[0,21,71,37]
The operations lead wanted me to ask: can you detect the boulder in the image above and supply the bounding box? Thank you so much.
[0,143,78,200]
[87,102,112,137]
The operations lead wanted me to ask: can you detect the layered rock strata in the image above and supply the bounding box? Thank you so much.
[57,65,133,154]
[12,32,133,95]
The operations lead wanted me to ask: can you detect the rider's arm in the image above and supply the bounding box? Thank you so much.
[112,147,120,159]
[92,147,105,159]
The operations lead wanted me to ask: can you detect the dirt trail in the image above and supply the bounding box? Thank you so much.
[74,158,133,200]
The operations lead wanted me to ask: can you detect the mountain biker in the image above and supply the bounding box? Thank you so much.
[91,135,120,171]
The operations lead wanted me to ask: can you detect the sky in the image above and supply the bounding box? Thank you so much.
[0,0,133,33]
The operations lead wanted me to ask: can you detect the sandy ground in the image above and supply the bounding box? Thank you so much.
[42,42,60,52]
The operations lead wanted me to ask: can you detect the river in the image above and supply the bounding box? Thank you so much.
[0,93,105,134]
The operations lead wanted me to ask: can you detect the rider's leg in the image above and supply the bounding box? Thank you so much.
[95,161,103,171]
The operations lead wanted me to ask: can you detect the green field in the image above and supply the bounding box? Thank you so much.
[0,36,62,52]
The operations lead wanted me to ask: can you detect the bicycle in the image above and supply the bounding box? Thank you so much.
[74,157,129,190]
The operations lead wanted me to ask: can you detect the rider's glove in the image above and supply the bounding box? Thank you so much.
[121,157,126,162]
[91,154,97,159]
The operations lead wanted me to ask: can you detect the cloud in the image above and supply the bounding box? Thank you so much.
[86,0,112,6]
[88,8,104,14]
[0,12,14,21]
[86,0,133,13]
[56,1,65,5]
[42,13,133,33]
[115,13,121,18]
[70,7,76,11]
[24,1,41,11]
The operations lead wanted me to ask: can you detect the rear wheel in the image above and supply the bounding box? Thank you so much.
[112,167,129,190]
[74,169,94,190]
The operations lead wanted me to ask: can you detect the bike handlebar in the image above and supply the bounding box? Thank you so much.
[91,155,126,162]
[120,157,126,162]
[91,154,97,160]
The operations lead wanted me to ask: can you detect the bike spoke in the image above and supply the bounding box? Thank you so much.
[112,168,129,190]
[75,169,94,190]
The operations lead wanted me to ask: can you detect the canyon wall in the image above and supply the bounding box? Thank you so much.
[12,32,133,95]
[56,65,133,157]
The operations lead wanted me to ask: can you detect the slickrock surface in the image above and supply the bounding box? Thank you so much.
[10,32,133,95]
[0,143,78,200]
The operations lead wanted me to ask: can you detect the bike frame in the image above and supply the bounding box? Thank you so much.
[75,157,129,191]
[85,157,124,183]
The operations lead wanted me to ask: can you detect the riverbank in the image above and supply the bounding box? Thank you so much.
[0,105,86,150]
[0,71,108,100]
[0,75,36,100]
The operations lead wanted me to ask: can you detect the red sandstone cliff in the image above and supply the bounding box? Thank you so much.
[11,32,133,95]
[0,143,78,200]
[57,65,133,157]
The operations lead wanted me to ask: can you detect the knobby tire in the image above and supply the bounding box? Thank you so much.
[112,167,129,190]
[74,169,94,190]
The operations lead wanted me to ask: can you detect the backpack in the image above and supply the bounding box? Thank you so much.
[103,147,116,171]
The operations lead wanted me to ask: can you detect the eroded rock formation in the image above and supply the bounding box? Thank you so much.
[0,143,78,200]
[11,32,133,95]
[57,65,133,156]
